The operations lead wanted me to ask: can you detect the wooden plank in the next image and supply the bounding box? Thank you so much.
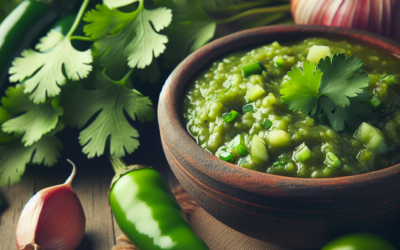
[0,169,35,250]
[74,167,116,250]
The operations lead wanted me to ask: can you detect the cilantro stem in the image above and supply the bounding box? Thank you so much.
[70,36,95,42]
[67,0,90,37]
[213,0,290,13]
[214,4,290,24]
[113,68,134,85]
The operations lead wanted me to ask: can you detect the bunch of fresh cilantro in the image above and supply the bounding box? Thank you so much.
[0,0,291,186]
[280,53,372,132]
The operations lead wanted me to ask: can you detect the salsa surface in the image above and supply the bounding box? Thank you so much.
[182,38,400,178]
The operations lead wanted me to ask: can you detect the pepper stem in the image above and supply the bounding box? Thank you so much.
[107,152,151,191]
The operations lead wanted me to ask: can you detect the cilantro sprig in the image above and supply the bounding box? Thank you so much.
[0,0,292,187]
[2,85,63,146]
[84,0,172,80]
[61,70,155,158]
[8,0,93,104]
[280,53,371,131]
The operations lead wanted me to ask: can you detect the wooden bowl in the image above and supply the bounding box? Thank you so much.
[158,25,400,248]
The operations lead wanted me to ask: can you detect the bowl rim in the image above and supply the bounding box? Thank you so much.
[158,24,400,189]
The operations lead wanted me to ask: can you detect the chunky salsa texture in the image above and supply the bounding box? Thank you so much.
[181,38,400,178]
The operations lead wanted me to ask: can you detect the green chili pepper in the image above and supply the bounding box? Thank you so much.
[239,61,266,78]
[108,154,209,250]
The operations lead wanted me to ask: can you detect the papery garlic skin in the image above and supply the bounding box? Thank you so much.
[15,161,85,250]
[291,0,400,42]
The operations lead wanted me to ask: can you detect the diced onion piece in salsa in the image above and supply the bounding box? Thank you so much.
[247,85,266,101]
[268,130,292,148]
[307,45,330,63]
[251,135,269,164]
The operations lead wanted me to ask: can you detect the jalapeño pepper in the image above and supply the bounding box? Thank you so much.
[108,154,209,250]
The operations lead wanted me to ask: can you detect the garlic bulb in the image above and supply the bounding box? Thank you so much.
[291,0,400,42]
[15,160,85,250]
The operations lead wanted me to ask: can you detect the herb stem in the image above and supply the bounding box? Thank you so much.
[214,4,291,24]
[114,68,134,85]
[67,0,90,37]
[107,152,128,176]
[213,0,289,13]
[70,36,95,42]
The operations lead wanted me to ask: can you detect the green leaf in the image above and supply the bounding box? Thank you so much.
[318,53,370,107]
[84,4,132,40]
[317,92,372,131]
[86,3,172,80]
[104,0,138,9]
[60,71,155,158]
[35,29,64,52]
[0,106,14,143]
[154,0,216,62]
[280,61,321,115]
[125,7,171,68]
[0,136,63,187]
[1,85,63,146]
[9,29,93,104]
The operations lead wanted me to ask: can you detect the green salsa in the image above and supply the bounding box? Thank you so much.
[182,38,400,178]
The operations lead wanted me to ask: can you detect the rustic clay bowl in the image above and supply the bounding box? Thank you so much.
[158,25,400,248]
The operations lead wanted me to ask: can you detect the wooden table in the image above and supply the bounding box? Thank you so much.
[0,121,178,250]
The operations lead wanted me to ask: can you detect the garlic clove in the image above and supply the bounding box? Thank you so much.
[16,160,85,250]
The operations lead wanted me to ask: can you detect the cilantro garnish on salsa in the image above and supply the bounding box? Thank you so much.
[280,53,371,131]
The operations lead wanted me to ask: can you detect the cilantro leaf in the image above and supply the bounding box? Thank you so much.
[83,4,132,40]
[318,53,370,107]
[9,29,93,104]
[280,62,321,115]
[317,92,371,131]
[85,3,172,80]
[281,53,371,114]
[35,29,64,52]
[104,0,138,9]
[155,0,216,62]
[60,71,155,158]
[125,6,171,69]
[0,107,14,143]
[0,135,63,187]
[1,85,63,146]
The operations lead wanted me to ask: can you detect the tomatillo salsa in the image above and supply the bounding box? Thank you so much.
[182,38,400,178]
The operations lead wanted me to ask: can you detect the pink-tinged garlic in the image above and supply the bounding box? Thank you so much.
[15,160,85,250]
[291,0,400,42]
